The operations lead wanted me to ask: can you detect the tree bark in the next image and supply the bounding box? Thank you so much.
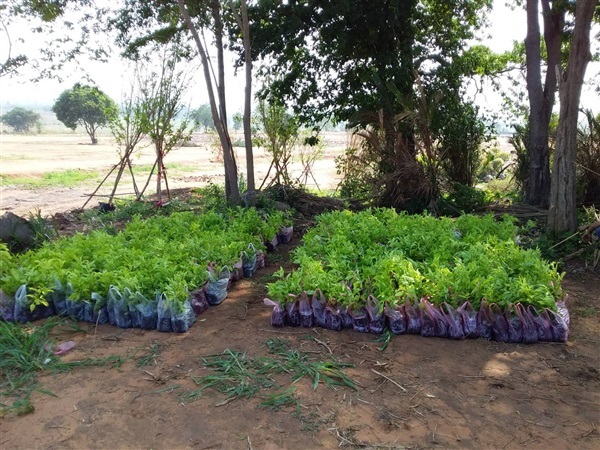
[548,0,596,233]
[524,0,563,206]
[177,0,240,204]
[229,0,255,196]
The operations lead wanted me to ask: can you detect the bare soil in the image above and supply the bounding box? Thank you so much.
[1,134,598,450]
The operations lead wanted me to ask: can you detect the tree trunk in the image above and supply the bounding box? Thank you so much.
[229,0,255,197]
[177,0,240,204]
[548,0,595,233]
[524,0,562,206]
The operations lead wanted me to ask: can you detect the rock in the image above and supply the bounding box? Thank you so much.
[0,212,36,252]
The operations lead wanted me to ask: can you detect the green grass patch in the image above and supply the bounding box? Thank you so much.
[1,169,101,188]
[0,318,126,416]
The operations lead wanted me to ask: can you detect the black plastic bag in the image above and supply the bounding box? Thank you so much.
[0,289,16,322]
[277,225,294,244]
[156,293,172,332]
[299,291,313,327]
[125,289,142,329]
[107,286,132,329]
[441,303,465,340]
[504,305,523,343]
[312,290,327,327]
[264,298,285,327]
[90,292,110,325]
[477,301,494,340]
[384,303,407,335]
[190,285,210,316]
[206,266,231,305]
[404,299,422,334]
[516,303,537,344]
[242,243,258,278]
[366,295,385,334]
[171,298,196,333]
[66,296,86,321]
[285,295,301,327]
[81,298,95,323]
[348,305,369,333]
[457,301,479,338]
[14,285,33,323]
[490,303,509,342]
[325,304,343,331]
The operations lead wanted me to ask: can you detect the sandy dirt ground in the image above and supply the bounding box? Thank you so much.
[0,133,598,450]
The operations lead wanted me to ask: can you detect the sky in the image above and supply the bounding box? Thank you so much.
[0,1,598,116]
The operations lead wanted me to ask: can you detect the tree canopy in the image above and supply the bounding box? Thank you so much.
[1,107,42,133]
[52,83,117,144]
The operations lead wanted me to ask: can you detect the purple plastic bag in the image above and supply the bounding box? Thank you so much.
[528,305,553,341]
[384,303,407,335]
[366,295,385,334]
[255,251,266,269]
[285,295,301,327]
[266,235,279,252]
[264,298,285,327]
[490,303,509,342]
[457,301,479,338]
[441,303,465,340]
[311,290,327,327]
[504,305,523,343]
[477,301,494,340]
[189,285,210,316]
[348,306,369,333]
[325,304,343,331]
[299,291,313,327]
[516,303,538,343]
[230,257,244,282]
[339,306,353,329]
[277,225,294,244]
[547,305,569,342]
[404,299,422,334]
[420,299,448,338]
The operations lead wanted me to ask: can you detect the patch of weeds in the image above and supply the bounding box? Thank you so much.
[259,386,300,412]
[135,342,163,367]
[27,208,58,247]
[0,318,126,416]
[375,328,393,352]
[3,169,100,189]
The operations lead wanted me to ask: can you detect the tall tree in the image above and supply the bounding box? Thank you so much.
[548,0,596,232]
[52,83,117,144]
[524,0,563,206]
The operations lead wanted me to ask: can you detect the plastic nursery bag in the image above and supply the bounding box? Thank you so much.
[420,298,448,338]
[156,293,173,332]
[547,303,569,342]
[299,291,313,327]
[129,291,158,330]
[527,305,553,341]
[255,251,266,269]
[311,289,327,327]
[66,293,86,321]
[404,298,422,334]
[231,257,244,283]
[28,293,55,322]
[264,298,285,327]
[51,280,73,316]
[441,303,465,340]
[477,301,494,340]
[107,285,132,329]
[366,295,385,334]
[325,303,343,331]
[339,305,354,329]
[190,285,210,316]
[242,243,258,278]
[266,234,279,252]
[205,266,231,306]
[285,295,301,327]
[0,289,16,322]
[504,305,523,343]
[384,303,407,335]
[489,303,509,343]
[88,292,110,325]
[14,285,33,323]
[348,305,369,333]
[515,303,537,344]
[171,298,196,333]
[277,225,294,245]
[457,301,479,338]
